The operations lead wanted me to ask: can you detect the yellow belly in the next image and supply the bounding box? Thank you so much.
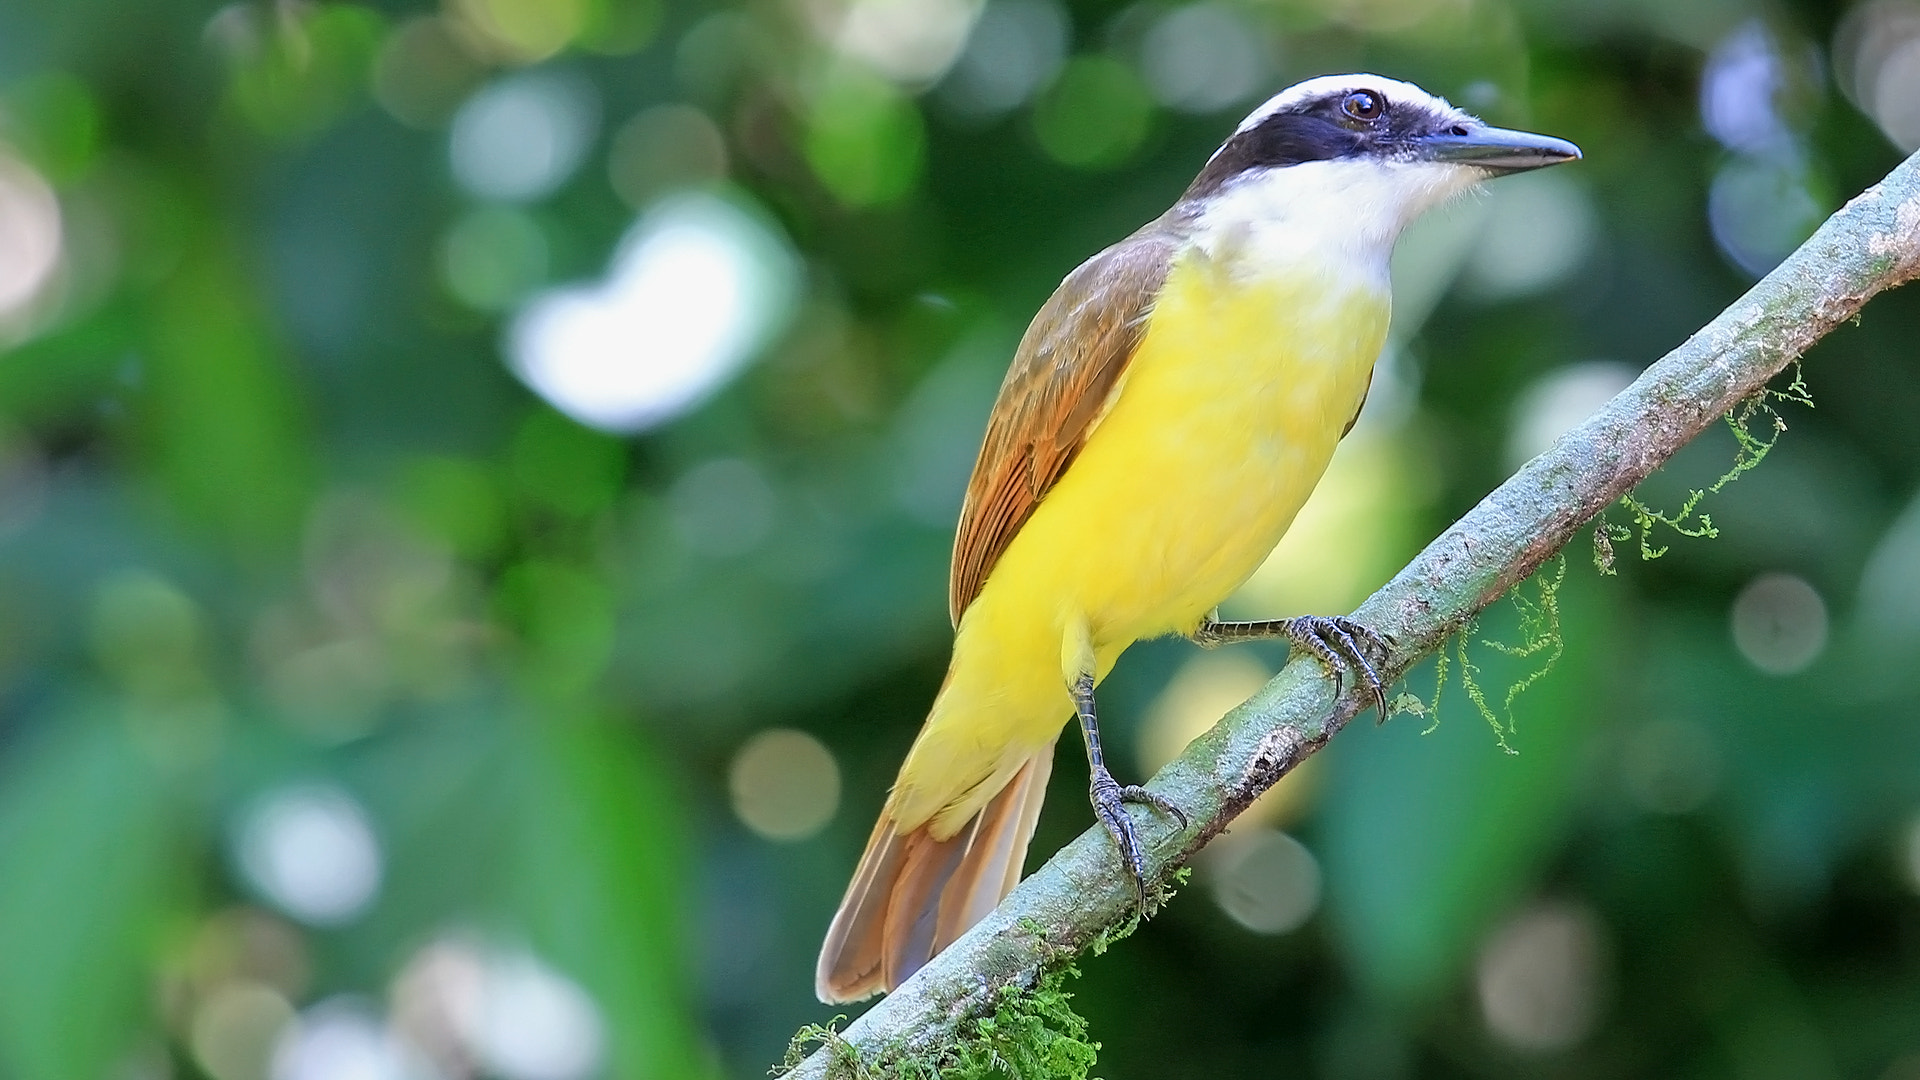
[894,255,1390,835]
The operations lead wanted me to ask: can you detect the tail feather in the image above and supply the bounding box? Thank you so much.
[879,824,972,988]
[934,747,1052,948]
[816,747,1055,1003]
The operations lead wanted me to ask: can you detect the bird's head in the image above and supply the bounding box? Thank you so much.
[1184,74,1580,254]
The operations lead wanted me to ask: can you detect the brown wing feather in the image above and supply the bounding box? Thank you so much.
[948,222,1183,624]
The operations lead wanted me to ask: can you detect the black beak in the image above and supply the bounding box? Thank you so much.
[1416,124,1582,173]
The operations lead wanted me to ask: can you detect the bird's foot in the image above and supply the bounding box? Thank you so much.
[1195,614,1395,722]
[1090,767,1187,909]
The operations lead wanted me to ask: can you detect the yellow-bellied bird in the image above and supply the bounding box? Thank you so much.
[817,74,1580,1003]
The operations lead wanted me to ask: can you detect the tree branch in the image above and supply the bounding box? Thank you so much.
[785,148,1920,1076]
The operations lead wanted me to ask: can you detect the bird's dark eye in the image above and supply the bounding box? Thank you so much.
[1342,90,1385,122]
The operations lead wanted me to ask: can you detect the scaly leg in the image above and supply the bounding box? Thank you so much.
[1193,614,1395,721]
[1072,671,1187,905]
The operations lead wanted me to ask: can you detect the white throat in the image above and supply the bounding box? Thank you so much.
[1186,158,1482,288]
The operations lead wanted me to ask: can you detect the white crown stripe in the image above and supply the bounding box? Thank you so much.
[1231,73,1461,135]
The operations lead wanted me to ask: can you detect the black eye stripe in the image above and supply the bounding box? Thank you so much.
[1182,89,1469,199]
[1183,113,1365,197]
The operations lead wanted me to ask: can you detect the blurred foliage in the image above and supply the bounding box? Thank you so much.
[0,0,1917,1078]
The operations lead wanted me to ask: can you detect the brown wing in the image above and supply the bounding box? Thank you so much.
[948,223,1182,624]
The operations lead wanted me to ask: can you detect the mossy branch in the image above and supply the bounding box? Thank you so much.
[783,148,1920,1076]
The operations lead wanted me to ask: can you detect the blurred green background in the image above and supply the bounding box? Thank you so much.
[0,0,1917,1077]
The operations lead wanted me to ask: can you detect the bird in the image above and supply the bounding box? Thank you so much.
[816,73,1580,1003]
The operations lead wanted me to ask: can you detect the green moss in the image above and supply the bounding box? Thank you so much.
[778,854,1192,1076]
[1398,556,1566,754]
[1462,555,1565,752]
[1595,362,1813,573]
[942,960,1102,1079]
[779,927,1107,1079]
[781,1018,873,1079]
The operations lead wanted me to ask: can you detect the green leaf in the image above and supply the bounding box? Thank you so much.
[224,3,384,140]
[0,713,185,1080]
[505,717,714,1079]
[142,243,314,552]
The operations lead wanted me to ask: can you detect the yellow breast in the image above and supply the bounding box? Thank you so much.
[894,249,1390,834]
[1024,249,1391,644]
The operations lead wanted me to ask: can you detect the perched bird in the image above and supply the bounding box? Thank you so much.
[817,73,1580,1003]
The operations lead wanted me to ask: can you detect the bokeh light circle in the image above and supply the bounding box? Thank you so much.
[0,151,62,324]
[236,784,384,927]
[1476,902,1607,1052]
[729,728,842,841]
[449,72,599,202]
[1210,828,1321,934]
[1505,361,1638,469]
[1730,572,1828,675]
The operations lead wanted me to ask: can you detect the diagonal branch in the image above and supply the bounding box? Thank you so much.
[785,148,1920,1076]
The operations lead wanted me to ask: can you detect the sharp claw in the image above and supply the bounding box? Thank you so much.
[1279,615,1396,722]
[1330,626,1389,722]
[1322,621,1361,661]
[1091,772,1186,907]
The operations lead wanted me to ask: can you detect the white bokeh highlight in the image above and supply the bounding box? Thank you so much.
[466,951,605,1080]
[1867,38,1920,150]
[272,998,430,1080]
[938,0,1069,115]
[1140,3,1269,113]
[0,150,62,324]
[507,193,799,433]
[728,728,841,841]
[1506,361,1638,470]
[193,981,297,1080]
[834,0,984,84]
[1464,171,1598,301]
[1708,154,1825,276]
[1836,1,1920,152]
[390,937,605,1080]
[1701,21,1795,153]
[237,784,383,927]
[450,72,600,203]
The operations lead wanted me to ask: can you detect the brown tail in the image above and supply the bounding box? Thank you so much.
[815,746,1055,1003]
